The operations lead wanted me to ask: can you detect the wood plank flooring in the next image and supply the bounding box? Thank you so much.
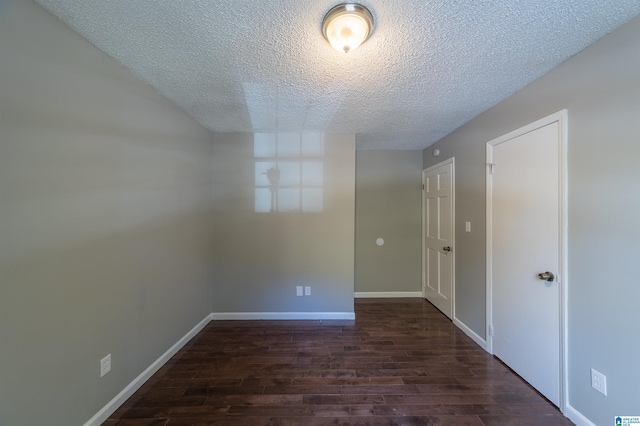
[104,298,573,425]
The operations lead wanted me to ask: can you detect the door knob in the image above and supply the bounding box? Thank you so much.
[537,271,555,282]
[443,246,451,252]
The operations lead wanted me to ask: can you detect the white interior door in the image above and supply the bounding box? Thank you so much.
[488,114,565,408]
[423,159,454,318]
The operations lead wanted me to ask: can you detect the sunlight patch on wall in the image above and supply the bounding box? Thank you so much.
[254,133,324,213]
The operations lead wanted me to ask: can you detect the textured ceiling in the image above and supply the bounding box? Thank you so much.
[35,0,640,150]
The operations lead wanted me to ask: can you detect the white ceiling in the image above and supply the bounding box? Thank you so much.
[35,0,640,150]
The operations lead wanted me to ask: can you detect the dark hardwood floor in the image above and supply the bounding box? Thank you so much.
[104,298,573,425]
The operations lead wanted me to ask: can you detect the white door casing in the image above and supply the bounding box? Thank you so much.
[486,111,567,411]
[422,158,455,319]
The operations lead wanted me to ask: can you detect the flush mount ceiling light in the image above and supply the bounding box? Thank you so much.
[322,3,374,53]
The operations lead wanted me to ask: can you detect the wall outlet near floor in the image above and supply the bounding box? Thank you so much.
[296,286,303,297]
[591,368,607,395]
[100,354,111,378]
[304,286,311,296]
[465,221,471,232]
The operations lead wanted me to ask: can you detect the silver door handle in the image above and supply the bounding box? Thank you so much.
[443,246,451,252]
[537,271,555,282]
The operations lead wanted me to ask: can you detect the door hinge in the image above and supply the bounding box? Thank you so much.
[488,163,496,175]
[422,184,425,190]
[488,325,494,337]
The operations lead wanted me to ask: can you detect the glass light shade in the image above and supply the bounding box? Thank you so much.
[322,4,373,53]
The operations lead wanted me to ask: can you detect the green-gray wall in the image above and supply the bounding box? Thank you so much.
[423,14,640,425]
[210,133,356,315]
[0,1,215,424]
[355,150,422,294]
[3,0,638,423]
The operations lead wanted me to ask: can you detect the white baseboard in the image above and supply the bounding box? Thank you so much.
[83,314,212,426]
[354,291,423,298]
[452,317,585,426]
[211,312,355,320]
[83,305,586,426]
[82,306,585,426]
[453,317,488,351]
[565,404,596,426]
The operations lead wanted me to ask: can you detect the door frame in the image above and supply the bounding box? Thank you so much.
[422,157,455,318]
[485,110,568,412]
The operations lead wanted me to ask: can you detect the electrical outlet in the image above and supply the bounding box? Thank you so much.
[304,286,311,296]
[296,286,303,296]
[591,368,607,395]
[465,221,471,232]
[100,354,111,378]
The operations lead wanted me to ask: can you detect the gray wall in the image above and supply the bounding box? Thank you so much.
[0,1,215,424]
[423,15,640,425]
[210,133,356,315]
[355,150,422,293]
